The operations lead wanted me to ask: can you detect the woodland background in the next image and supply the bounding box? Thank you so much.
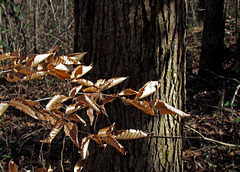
[0,0,239,171]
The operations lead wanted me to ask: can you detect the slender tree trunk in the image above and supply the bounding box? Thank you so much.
[74,1,186,171]
[199,0,225,75]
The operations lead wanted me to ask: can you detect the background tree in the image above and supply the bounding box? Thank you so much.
[199,0,226,75]
[74,1,186,171]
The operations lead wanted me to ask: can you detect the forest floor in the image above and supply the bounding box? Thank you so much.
[1,20,240,172]
[183,18,240,171]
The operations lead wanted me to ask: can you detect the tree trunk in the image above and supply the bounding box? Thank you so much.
[74,0,186,171]
[199,0,225,75]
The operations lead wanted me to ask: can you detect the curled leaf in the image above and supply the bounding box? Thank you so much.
[113,129,151,140]
[129,100,155,116]
[46,95,69,111]
[75,94,100,113]
[66,113,87,126]
[100,77,128,91]
[71,78,94,87]
[148,99,190,117]
[135,81,161,100]
[69,85,83,97]
[71,64,93,79]
[40,119,65,144]
[64,122,79,147]
[65,102,87,115]
[0,102,9,116]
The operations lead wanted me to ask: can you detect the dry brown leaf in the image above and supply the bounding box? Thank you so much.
[71,64,93,79]
[48,65,71,80]
[80,137,90,159]
[148,99,190,117]
[46,95,69,111]
[71,78,94,87]
[100,77,128,91]
[0,52,19,60]
[25,53,52,67]
[54,63,74,72]
[87,108,94,126]
[64,122,79,147]
[8,160,18,172]
[82,86,100,93]
[35,167,48,172]
[51,56,80,66]
[98,123,115,137]
[102,136,126,155]
[21,71,48,81]
[75,94,100,113]
[6,73,21,82]
[69,85,83,97]
[129,100,155,116]
[52,109,65,118]
[103,94,117,104]
[135,81,161,100]
[65,102,87,115]
[67,52,87,61]
[66,113,87,126]
[113,129,151,140]
[0,102,9,116]
[9,99,38,119]
[118,88,138,96]
[40,119,66,144]
[74,159,85,172]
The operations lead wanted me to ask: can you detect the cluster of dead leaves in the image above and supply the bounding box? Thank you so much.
[0,47,190,171]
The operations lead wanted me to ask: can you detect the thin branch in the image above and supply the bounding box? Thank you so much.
[172,115,240,147]
[151,136,201,139]
[231,84,240,109]
[61,136,66,172]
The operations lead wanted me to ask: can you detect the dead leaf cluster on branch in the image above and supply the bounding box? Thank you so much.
[0,46,190,171]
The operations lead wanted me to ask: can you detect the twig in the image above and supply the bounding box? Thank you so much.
[231,84,240,109]
[0,163,4,172]
[0,69,13,75]
[151,136,201,139]
[172,115,240,147]
[61,136,66,172]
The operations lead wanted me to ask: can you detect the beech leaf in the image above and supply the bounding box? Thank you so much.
[118,88,138,96]
[74,94,100,113]
[21,71,48,81]
[64,122,80,147]
[65,102,87,115]
[46,95,69,111]
[0,102,9,116]
[98,123,115,137]
[148,99,190,117]
[71,64,93,79]
[9,99,38,119]
[129,100,155,116]
[69,85,83,97]
[71,78,94,87]
[8,160,18,172]
[40,119,65,144]
[66,113,87,126]
[135,81,161,100]
[113,129,151,140]
[100,77,128,91]
[80,137,90,159]
[102,136,127,155]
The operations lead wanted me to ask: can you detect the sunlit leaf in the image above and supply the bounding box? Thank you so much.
[100,77,128,91]
[68,52,87,61]
[135,81,161,100]
[82,86,100,93]
[103,94,117,104]
[148,99,190,117]
[0,102,8,116]
[21,71,48,81]
[75,94,100,113]
[64,122,79,147]
[6,73,21,82]
[9,99,38,119]
[118,88,138,96]
[71,64,93,79]
[102,136,126,155]
[94,79,106,88]
[87,108,94,126]
[113,129,151,140]
[65,102,87,115]
[74,159,85,172]
[80,137,90,159]
[54,63,74,72]
[8,160,18,172]
[69,85,83,97]
[98,123,115,137]
[65,113,87,126]
[129,100,155,115]
[25,53,52,67]
[52,56,80,66]
[71,79,94,87]
[46,95,69,111]
[48,65,71,80]
[52,109,64,118]
[40,119,65,143]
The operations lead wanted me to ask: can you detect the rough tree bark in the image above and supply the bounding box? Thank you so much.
[199,0,225,75]
[74,1,186,171]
